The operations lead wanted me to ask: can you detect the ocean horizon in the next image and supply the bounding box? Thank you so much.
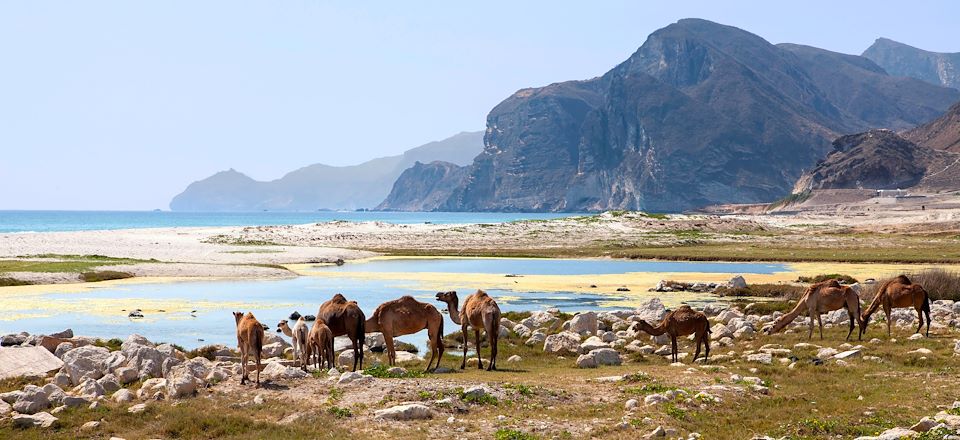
[0,210,583,233]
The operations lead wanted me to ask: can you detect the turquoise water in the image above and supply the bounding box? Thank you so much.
[0,211,580,233]
[0,258,779,352]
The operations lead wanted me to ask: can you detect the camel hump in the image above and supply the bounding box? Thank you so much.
[475,289,489,297]
[895,274,911,285]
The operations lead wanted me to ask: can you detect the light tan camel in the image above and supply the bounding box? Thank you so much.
[366,296,445,371]
[277,318,309,371]
[316,293,366,371]
[306,320,334,371]
[861,275,931,338]
[233,311,264,386]
[633,305,710,363]
[766,280,862,340]
[435,290,501,371]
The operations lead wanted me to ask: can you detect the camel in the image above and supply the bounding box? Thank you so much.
[435,290,501,371]
[766,279,862,340]
[277,318,309,371]
[233,311,264,387]
[366,296,445,371]
[306,320,335,371]
[633,305,710,363]
[316,293,366,371]
[861,275,931,338]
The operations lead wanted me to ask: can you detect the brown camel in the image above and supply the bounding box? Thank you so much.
[766,279,862,340]
[366,296,445,371]
[233,311,264,386]
[277,318,309,371]
[435,290,501,371]
[861,275,931,338]
[633,305,710,363]
[305,320,335,371]
[316,293,366,371]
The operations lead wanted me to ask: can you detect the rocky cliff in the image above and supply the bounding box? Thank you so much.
[381,19,958,212]
[862,38,960,89]
[904,101,960,153]
[170,131,483,211]
[376,161,469,211]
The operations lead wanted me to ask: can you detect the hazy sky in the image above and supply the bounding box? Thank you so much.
[2,1,958,210]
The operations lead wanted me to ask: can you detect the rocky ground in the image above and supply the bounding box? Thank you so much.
[4,297,960,439]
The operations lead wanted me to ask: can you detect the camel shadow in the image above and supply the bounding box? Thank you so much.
[258,381,290,391]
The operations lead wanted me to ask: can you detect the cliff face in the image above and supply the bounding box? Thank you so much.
[376,161,468,211]
[385,19,957,212]
[904,102,960,153]
[169,131,483,211]
[862,38,960,89]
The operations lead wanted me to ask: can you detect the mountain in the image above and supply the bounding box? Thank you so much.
[904,101,960,152]
[169,131,483,211]
[376,161,469,211]
[792,129,960,194]
[862,38,960,89]
[380,19,958,212]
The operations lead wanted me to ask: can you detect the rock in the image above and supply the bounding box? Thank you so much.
[911,416,937,432]
[834,349,862,360]
[543,331,581,355]
[462,385,490,399]
[365,333,386,351]
[0,400,8,415]
[75,377,105,398]
[122,344,169,380]
[644,425,666,438]
[115,366,138,384]
[63,345,110,385]
[261,362,309,381]
[525,332,547,346]
[625,398,639,410]
[386,367,407,376]
[512,324,533,339]
[12,411,58,428]
[337,371,366,385]
[0,346,65,383]
[54,342,74,358]
[97,373,121,394]
[113,389,134,403]
[51,370,71,388]
[644,394,669,406]
[565,312,598,336]
[394,351,423,363]
[816,347,839,359]
[136,378,166,400]
[1,332,28,346]
[80,420,101,431]
[716,309,744,325]
[908,333,925,340]
[590,348,622,366]
[579,336,607,353]
[253,394,265,405]
[128,403,147,414]
[373,403,433,421]
[710,323,734,339]
[576,354,598,368]
[909,348,933,355]
[634,298,668,323]
[261,342,286,359]
[289,311,302,320]
[120,334,154,351]
[728,275,747,289]
[13,385,50,414]
[0,390,23,404]
[751,384,770,395]
[41,383,65,405]
[746,353,772,365]
[166,365,200,398]
[506,355,522,363]
[62,396,91,408]
[856,427,919,439]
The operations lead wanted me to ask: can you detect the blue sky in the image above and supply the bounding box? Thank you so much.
[2,1,958,210]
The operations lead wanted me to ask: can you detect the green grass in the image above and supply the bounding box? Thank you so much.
[79,270,134,282]
[0,277,32,286]
[768,190,812,209]
[363,364,424,379]
[327,406,352,419]
[204,235,283,246]
[715,283,806,299]
[495,428,539,440]
[797,274,858,284]
[93,338,123,351]
[0,255,146,274]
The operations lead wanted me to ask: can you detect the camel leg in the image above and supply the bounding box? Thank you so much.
[426,325,439,372]
[846,309,855,341]
[884,306,892,337]
[671,336,678,363]
[704,331,710,361]
[460,323,468,369]
[351,337,361,372]
[254,350,261,387]
[692,334,702,362]
[383,332,396,366]
[240,349,248,385]
[817,313,824,340]
[487,326,498,372]
[924,304,931,337]
[807,309,815,339]
[474,330,484,370]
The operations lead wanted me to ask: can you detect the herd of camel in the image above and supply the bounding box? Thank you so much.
[230,275,931,387]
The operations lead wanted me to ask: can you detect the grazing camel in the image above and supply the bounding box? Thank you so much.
[277,318,309,371]
[861,275,931,338]
[305,320,334,371]
[766,280,862,340]
[435,290,501,371]
[316,293,366,371]
[366,296,445,371]
[233,311,264,387]
[633,305,710,363]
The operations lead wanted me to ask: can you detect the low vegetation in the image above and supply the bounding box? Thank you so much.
[714,283,806,299]
[0,277,32,287]
[79,270,134,282]
[797,273,858,284]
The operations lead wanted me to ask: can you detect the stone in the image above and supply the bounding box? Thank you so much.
[834,349,862,360]
[857,427,919,439]
[644,393,669,406]
[565,312,598,336]
[728,275,747,289]
[512,324,532,339]
[62,396,91,408]
[364,333,386,351]
[462,385,490,399]
[506,355,522,363]
[908,333,925,340]
[120,334,154,351]
[579,336,607,353]
[644,425,666,438]
[80,420,100,431]
[525,332,547,346]
[122,344,168,380]
[76,377,105,398]
[166,365,200,398]
[97,373,121,394]
[816,347,839,359]
[394,351,423,363]
[909,348,933,355]
[54,342,74,358]
[128,403,147,414]
[543,331,581,355]
[386,367,407,376]
[373,403,433,421]
[625,398,639,410]
[0,346,66,381]
[115,366,138,384]
[13,385,50,414]
[261,362,309,381]
[337,371,365,385]
[0,400,9,415]
[911,416,937,432]
[576,354,597,368]
[113,389,134,403]
[600,331,617,343]
[634,298,668,323]
[41,383,65,405]
[590,348,622,366]
[746,353,772,364]
[253,394,265,405]
[261,342,285,359]
[12,411,58,428]
[710,323,734,339]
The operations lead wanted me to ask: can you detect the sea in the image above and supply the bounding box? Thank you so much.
[0,210,582,233]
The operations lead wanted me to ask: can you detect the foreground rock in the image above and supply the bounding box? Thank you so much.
[12,411,59,428]
[374,403,434,421]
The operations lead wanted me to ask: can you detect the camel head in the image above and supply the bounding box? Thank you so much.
[766,315,790,335]
[277,319,290,334]
[435,291,459,312]
[631,319,655,335]
[232,311,243,326]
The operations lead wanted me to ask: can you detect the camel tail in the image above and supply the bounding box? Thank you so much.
[922,294,930,314]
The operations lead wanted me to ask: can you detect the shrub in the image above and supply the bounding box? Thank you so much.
[79,270,134,282]
[363,364,423,379]
[0,277,32,287]
[327,406,352,418]
[93,338,123,351]
[715,283,806,299]
[495,429,539,440]
[797,274,858,284]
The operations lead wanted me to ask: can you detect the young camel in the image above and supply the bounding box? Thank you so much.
[233,311,264,387]
[766,279,862,340]
[277,318,309,371]
[316,293,366,371]
[861,275,931,338]
[435,290,501,371]
[305,320,334,371]
[633,305,710,363]
[366,296,445,371]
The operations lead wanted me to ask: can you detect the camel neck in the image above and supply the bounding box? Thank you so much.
[445,299,462,325]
